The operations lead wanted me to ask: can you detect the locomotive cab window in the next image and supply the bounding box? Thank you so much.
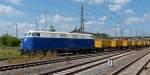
[26,33,32,36]
[25,33,27,36]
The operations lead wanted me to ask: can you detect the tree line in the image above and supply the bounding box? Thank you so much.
[94,32,112,39]
[0,34,21,48]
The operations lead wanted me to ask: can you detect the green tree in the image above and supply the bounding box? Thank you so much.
[0,34,21,47]
[11,37,21,47]
[0,37,2,46]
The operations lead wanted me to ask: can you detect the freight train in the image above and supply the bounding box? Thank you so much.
[21,31,150,54]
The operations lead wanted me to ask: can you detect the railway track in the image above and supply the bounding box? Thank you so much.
[139,58,150,75]
[0,50,126,72]
[111,49,150,75]
[0,49,144,75]
[40,50,139,75]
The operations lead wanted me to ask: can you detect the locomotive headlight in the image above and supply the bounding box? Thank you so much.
[24,38,27,42]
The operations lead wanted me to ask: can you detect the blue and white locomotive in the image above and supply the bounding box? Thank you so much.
[21,31,94,54]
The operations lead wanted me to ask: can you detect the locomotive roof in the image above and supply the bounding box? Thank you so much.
[26,30,92,36]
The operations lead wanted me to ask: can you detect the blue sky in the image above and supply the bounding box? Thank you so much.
[0,0,150,38]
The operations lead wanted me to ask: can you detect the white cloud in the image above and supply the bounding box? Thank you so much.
[124,17,142,25]
[125,9,136,16]
[73,0,87,2]
[85,16,107,29]
[38,14,79,32]
[0,5,23,15]
[143,13,150,21]
[98,16,107,21]
[109,0,132,12]
[108,4,122,12]
[6,0,22,5]
[53,14,75,23]
[113,0,131,5]
[0,21,16,36]
[38,3,111,32]
[73,0,132,11]
[86,20,105,25]
[73,0,104,5]
[123,13,150,25]
[39,14,77,24]
[89,0,104,5]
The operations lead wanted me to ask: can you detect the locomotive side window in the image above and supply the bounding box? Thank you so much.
[32,33,35,36]
[37,33,40,36]
[32,33,40,37]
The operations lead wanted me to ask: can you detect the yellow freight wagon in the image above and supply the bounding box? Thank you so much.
[103,40,111,48]
[141,40,144,46]
[146,40,150,46]
[111,40,117,48]
[95,39,111,48]
[138,40,142,46]
[134,40,138,46]
[131,40,135,46]
[127,40,132,47]
[117,40,123,47]
[145,41,148,46]
[95,39,149,50]
[147,41,149,46]
[95,39,103,48]
[148,41,150,46]
[143,40,145,46]
[123,40,128,47]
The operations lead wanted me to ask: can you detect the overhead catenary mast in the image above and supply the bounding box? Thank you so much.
[44,9,48,31]
[80,4,85,33]
[141,24,144,40]
[136,29,138,37]
[121,27,123,38]
[16,24,18,37]
[35,17,39,31]
[110,11,121,39]
[114,24,117,38]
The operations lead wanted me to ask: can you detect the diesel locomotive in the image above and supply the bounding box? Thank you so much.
[21,31,150,54]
